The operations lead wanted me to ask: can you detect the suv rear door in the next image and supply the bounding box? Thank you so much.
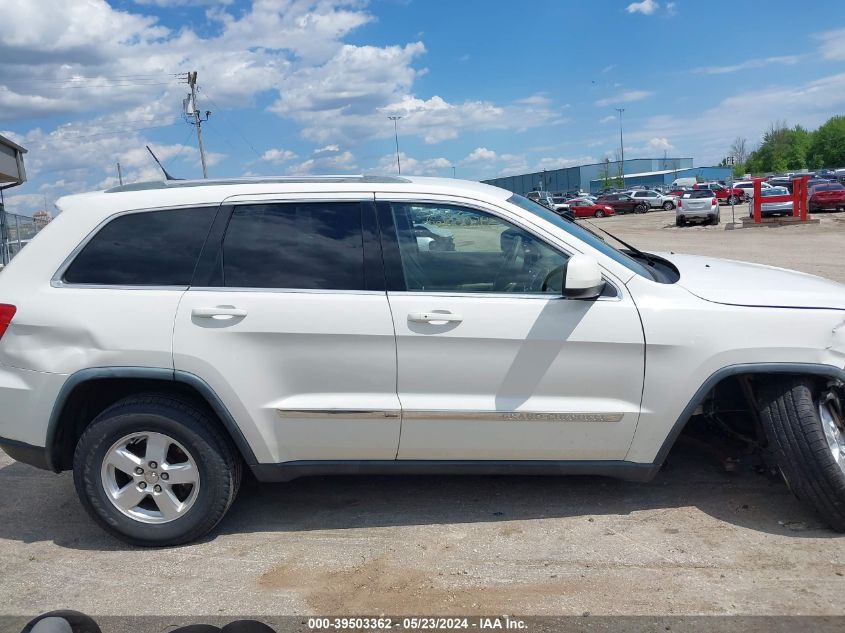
[172,193,401,464]
[375,193,645,461]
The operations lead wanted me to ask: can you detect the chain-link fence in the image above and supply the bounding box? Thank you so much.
[0,209,43,265]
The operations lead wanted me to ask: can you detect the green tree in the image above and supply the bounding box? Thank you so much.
[808,116,845,168]
[745,122,811,173]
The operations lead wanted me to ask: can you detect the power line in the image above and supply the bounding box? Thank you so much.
[44,121,181,143]
[0,73,180,86]
[164,127,197,170]
[201,92,264,160]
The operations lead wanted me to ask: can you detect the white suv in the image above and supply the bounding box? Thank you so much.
[624,189,678,210]
[2,176,845,545]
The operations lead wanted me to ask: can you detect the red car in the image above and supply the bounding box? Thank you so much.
[693,182,745,204]
[565,198,615,218]
[595,193,648,214]
[808,182,845,212]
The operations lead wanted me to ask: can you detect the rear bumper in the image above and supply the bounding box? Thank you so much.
[0,364,67,456]
[0,436,50,470]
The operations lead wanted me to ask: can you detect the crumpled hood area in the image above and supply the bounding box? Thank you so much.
[656,252,845,310]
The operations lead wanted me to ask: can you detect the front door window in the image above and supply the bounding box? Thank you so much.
[389,203,569,294]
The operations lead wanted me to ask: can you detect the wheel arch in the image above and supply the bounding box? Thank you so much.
[650,362,845,466]
[46,367,258,472]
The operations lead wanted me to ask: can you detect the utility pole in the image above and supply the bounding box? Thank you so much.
[388,116,402,174]
[452,165,456,178]
[616,108,626,188]
[184,71,211,179]
[116,162,123,186]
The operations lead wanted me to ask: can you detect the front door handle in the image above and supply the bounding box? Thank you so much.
[408,311,463,324]
[192,306,248,319]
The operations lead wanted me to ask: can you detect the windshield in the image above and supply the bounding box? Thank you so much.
[764,187,789,196]
[506,193,654,280]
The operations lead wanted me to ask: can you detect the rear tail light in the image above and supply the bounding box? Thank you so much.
[0,304,16,341]
[712,197,718,205]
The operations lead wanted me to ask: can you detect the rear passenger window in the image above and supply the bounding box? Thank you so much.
[221,202,365,290]
[63,207,217,286]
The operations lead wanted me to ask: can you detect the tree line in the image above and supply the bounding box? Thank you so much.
[724,115,845,176]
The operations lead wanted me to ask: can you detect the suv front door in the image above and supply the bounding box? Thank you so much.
[173,194,401,464]
[376,195,645,461]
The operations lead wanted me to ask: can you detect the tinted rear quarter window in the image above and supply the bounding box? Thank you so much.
[221,202,365,289]
[63,207,217,286]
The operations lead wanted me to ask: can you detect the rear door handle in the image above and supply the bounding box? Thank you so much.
[192,306,248,319]
[408,311,463,324]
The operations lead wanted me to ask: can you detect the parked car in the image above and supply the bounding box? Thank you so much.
[549,197,576,220]
[676,190,720,226]
[670,177,697,188]
[693,182,744,205]
[668,186,694,198]
[808,182,845,212]
[6,175,845,545]
[414,223,455,251]
[526,190,555,209]
[733,180,773,199]
[624,189,679,210]
[747,186,793,217]
[595,193,649,214]
[564,198,615,218]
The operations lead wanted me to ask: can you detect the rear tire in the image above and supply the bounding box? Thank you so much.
[73,394,242,546]
[728,195,739,205]
[636,203,648,214]
[675,216,685,227]
[756,377,845,531]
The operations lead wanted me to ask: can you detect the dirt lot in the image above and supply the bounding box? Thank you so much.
[2,205,845,620]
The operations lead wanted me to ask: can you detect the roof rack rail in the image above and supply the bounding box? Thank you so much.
[104,175,411,193]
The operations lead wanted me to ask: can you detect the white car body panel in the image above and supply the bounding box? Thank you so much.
[2,176,845,477]
[173,289,400,463]
[625,273,845,462]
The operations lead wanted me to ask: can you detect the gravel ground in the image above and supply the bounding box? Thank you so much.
[2,204,845,621]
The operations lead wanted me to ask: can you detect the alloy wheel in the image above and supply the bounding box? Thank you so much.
[100,431,201,524]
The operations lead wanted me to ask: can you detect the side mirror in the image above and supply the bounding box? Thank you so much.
[563,254,605,299]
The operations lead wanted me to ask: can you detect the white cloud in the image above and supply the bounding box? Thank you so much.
[693,55,801,75]
[595,90,652,107]
[601,65,616,73]
[626,0,659,15]
[287,145,356,175]
[666,1,677,15]
[599,115,616,124]
[463,147,497,163]
[371,152,451,176]
[816,27,845,61]
[260,148,298,163]
[625,72,845,164]
[536,155,597,171]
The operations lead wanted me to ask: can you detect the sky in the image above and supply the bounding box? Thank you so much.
[1,0,844,215]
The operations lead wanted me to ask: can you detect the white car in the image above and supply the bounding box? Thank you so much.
[2,175,845,545]
[676,190,721,226]
[734,180,773,199]
[624,189,679,210]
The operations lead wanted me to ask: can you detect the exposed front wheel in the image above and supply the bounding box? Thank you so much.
[636,203,648,214]
[594,209,605,218]
[757,377,845,531]
[663,201,675,210]
[728,195,739,205]
[73,394,242,546]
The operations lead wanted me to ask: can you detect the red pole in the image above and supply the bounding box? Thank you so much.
[800,176,809,221]
[753,177,763,223]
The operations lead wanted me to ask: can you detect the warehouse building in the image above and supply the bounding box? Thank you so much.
[482,157,733,195]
